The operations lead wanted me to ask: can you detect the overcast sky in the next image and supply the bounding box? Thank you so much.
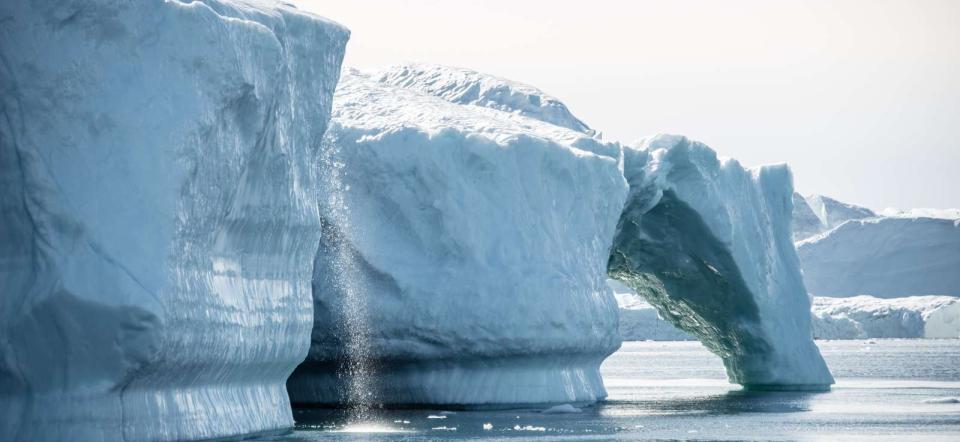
[295,0,959,210]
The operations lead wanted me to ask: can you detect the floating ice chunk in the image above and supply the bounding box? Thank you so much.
[483,423,494,430]
[514,425,547,432]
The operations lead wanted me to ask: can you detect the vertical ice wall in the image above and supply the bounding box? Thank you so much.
[288,70,628,407]
[798,217,960,297]
[608,135,834,390]
[0,1,347,440]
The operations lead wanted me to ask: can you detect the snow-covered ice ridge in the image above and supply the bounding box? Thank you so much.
[374,64,598,136]
[609,136,833,390]
[798,217,960,297]
[288,69,628,407]
[0,1,347,440]
[812,296,960,339]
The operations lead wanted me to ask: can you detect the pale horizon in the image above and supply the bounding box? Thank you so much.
[295,0,960,212]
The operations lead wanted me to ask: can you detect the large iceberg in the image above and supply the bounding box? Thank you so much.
[0,1,347,440]
[287,68,629,407]
[608,135,834,390]
[797,217,960,297]
[812,296,960,339]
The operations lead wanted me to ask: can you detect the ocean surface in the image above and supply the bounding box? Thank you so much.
[263,339,960,440]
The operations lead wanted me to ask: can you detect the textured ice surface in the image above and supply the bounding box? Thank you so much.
[798,217,960,297]
[608,135,833,389]
[0,1,347,440]
[812,296,960,339]
[287,70,629,407]
[609,279,693,341]
[374,64,597,136]
[880,208,960,219]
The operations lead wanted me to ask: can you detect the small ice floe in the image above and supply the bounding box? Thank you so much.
[923,397,960,404]
[541,404,581,414]
[513,425,546,432]
[432,426,457,431]
[482,422,493,430]
[427,415,447,419]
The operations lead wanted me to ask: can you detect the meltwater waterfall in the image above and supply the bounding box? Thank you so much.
[318,135,379,422]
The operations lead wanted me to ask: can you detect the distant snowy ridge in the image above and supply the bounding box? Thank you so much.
[812,296,960,339]
[374,64,597,136]
[880,208,960,219]
[614,281,960,340]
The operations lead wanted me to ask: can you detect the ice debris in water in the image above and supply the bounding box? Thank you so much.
[542,404,582,414]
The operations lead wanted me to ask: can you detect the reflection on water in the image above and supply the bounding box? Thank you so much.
[260,340,960,440]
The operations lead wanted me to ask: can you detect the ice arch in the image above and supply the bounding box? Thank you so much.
[608,136,834,390]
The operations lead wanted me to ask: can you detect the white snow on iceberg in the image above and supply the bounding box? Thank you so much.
[608,135,834,390]
[0,1,348,440]
[798,217,960,297]
[374,63,597,136]
[287,68,629,407]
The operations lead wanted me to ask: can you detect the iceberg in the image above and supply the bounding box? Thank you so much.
[0,1,347,440]
[797,217,960,297]
[812,296,960,339]
[608,135,834,390]
[287,68,629,407]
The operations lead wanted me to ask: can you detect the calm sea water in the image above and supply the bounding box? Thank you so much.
[263,340,960,440]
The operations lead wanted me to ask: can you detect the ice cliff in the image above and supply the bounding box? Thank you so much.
[608,135,834,390]
[798,217,960,297]
[0,1,347,440]
[812,296,960,339]
[287,69,629,407]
